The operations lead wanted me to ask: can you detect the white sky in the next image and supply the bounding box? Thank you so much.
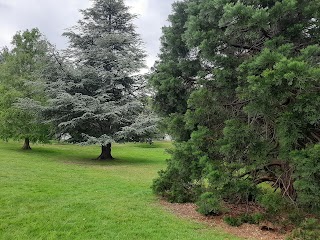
[0,0,177,70]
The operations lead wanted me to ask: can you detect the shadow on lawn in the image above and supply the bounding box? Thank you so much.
[38,146,165,167]
[1,141,169,167]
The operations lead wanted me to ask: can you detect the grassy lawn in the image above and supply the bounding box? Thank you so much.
[0,141,241,240]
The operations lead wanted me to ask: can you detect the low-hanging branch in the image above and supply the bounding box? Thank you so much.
[237,160,284,179]
[254,176,277,185]
[229,43,262,52]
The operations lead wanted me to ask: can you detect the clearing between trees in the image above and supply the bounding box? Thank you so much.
[1,141,243,240]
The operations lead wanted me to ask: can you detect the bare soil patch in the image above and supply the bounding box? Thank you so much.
[160,199,288,240]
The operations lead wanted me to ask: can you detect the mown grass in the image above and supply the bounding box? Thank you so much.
[0,141,242,240]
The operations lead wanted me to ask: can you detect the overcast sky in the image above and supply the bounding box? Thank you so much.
[0,0,177,70]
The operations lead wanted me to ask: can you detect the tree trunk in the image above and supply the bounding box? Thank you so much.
[22,137,32,150]
[279,162,297,201]
[97,143,113,160]
[251,161,297,202]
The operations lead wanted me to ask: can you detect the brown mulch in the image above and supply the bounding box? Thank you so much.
[160,199,288,240]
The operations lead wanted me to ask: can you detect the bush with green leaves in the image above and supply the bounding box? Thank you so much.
[218,178,260,204]
[152,167,196,203]
[287,209,306,227]
[292,144,320,213]
[257,191,289,215]
[224,216,243,227]
[287,218,320,240]
[152,142,203,203]
[196,192,223,216]
[224,213,264,227]
[152,128,211,203]
[240,213,264,225]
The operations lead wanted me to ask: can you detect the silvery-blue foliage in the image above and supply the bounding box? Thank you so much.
[116,110,160,142]
[43,0,146,145]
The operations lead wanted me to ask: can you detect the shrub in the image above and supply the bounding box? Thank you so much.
[224,213,264,227]
[224,216,243,227]
[292,144,320,213]
[288,209,306,227]
[222,179,260,204]
[196,192,223,216]
[257,191,288,215]
[241,213,264,224]
[287,218,320,240]
[152,167,197,203]
[252,213,264,224]
[152,141,205,203]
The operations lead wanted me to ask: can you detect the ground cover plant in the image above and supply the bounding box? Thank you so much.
[0,141,241,240]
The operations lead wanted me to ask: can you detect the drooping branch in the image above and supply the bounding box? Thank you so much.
[254,176,277,184]
[229,43,262,52]
[239,160,297,201]
[238,160,284,179]
[223,99,251,107]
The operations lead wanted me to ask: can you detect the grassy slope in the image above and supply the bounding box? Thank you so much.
[0,141,241,240]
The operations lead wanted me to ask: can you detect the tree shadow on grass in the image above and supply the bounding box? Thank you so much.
[34,148,158,168]
[1,141,169,167]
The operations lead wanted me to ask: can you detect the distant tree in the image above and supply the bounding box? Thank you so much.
[0,29,52,150]
[42,0,146,159]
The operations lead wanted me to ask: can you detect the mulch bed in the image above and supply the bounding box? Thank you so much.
[160,199,289,240]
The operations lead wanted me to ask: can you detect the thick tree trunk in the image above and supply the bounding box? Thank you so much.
[250,161,297,201]
[22,137,32,150]
[279,162,297,201]
[97,143,113,160]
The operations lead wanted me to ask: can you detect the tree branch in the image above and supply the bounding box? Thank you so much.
[229,43,261,51]
[223,99,251,107]
[238,161,284,179]
[260,28,272,39]
[254,176,277,184]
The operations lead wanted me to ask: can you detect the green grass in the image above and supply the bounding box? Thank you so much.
[0,141,242,240]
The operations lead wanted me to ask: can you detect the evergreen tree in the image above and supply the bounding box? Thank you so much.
[149,0,201,141]
[116,104,160,143]
[151,0,320,213]
[43,0,146,159]
[0,29,52,149]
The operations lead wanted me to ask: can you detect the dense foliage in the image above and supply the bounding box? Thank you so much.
[0,29,52,149]
[151,0,320,216]
[40,0,146,159]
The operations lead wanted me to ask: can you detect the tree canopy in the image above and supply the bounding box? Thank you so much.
[0,28,52,149]
[151,0,320,214]
[41,0,146,159]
